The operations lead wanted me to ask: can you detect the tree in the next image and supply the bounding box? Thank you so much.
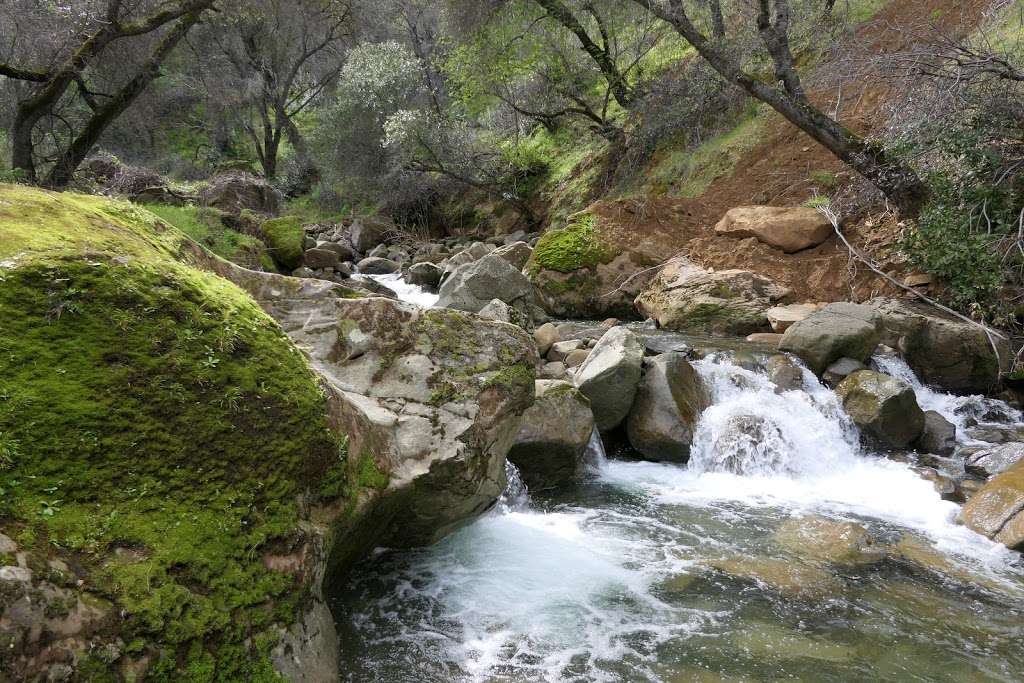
[201,0,351,182]
[0,0,217,187]
[627,0,931,216]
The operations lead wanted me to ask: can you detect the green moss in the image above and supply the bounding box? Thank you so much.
[355,452,389,491]
[141,204,273,272]
[483,363,535,392]
[528,213,616,275]
[0,184,340,680]
[260,217,305,272]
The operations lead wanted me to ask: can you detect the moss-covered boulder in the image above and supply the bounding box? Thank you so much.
[526,212,658,319]
[261,216,305,272]
[835,370,925,449]
[0,184,537,681]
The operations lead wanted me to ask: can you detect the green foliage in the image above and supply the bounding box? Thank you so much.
[141,203,274,272]
[529,213,616,274]
[260,217,305,272]
[0,185,340,679]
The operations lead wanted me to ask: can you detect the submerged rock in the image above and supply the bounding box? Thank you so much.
[635,257,790,336]
[626,353,710,462]
[772,516,885,566]
[708,555,841,599]
[508,380,595,490]
[835,370,925,449]
[779,302,881,374]
[714,206,834,254]
[766,354,804,393]
[575,326,645,431]
[959,461,1024,549]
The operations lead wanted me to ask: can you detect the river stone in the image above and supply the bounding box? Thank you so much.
[349,217,394,253]
[304,248,340,271]
[626,353,710,463]
[407,262,443,290]
[508,380,595,490]
[635,257,791,336]
[772,516,885,566]
[565,349,591,368]
[959,461,1024,549]
[822,357,867,387]
[356,257,400,275]
[539,361,568,379]
[766,303,820,332]
[869,298,1011,393]
[477,299,530,329]
[318,241,356,262]
[780,303,882,374]
[714,206,834,254]
[766,354,804,393]
[548,339,583,362]
[835,370,925,449]
[437,253,545,323]
[916,411,957,456]
[576,326,644,431]
[533,322,560,356]
[965,443,1024,478]
[492,241,533,271]
[708,556,841,599]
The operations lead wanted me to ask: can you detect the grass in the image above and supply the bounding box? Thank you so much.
[0,184,347,680]
[141,203,275,272]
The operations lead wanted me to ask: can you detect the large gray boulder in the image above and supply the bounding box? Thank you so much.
[199,172,281,215]
[966,443,1024,478]
[575,326,644,431]
[835,370,925,448]
[779,303,882,374]
[626,353,710,462]
[349,217,395,253]
[869,299,1010,393]
[407,262,443,290]
[917,411,957,456]
[508,380,595,490]
[437,252,546,323]
[492,241,533,271]
[635,257,790,336]
[356,257,400,275]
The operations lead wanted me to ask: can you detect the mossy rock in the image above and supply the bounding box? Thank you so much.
[0,184,343,680]
[260,216,305,272]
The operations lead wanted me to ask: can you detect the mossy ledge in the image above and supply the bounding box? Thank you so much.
[527,212,617,276]
[0,184,348,680]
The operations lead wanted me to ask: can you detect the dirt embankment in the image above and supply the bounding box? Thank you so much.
[585,0,990,304]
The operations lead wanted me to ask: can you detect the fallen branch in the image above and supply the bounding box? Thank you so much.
[817,204,1008,382]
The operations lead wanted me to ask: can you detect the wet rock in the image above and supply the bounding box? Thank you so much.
[772,516,885,566]
[356,257,399,275]
[626,353,710,463]
[708,555,841,599]
[965,443,1024,478]
[893,534,1008,590]
[318,241,356,262]
[869,298,1011,393]
[766,303,820,332]
[508,381,595,490]
[912,466,960,501]
[438,253,546,323]
[349,217,394,253]
[766,354,804,393]
[407,262,442,290]
[779,303,881,374]
[959,461,1024,549]
[303,248,340,271]
[533,322,560,356]
[548,340,583,362]
[576,326,644,431]
[492,241,533,271]
[835,371,925,449]
[714,206,834,253]
[635,257,791,336]
[916,411,957,456]
[822,358,867,388]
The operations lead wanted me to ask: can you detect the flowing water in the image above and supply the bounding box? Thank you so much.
[334,276,1024,682]
[357,272,440,308]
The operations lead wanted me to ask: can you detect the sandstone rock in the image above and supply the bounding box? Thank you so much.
[508,381,595,490]
[348,217,395,253]
[356,257,400,275]
[318,241,356,262]
[869,298,1011,393]
[533,322,560,356]
[779,303,882,374]
[492,241,533,271]
[960,462,1024,550]
[626,353,710,462]
[766,303,819,332]
[407,262,442,290]
[771,515,885,566]
[576,327,644,431]
[822,357,867,387]
[477,299,530,329]
[438,253,545,323]
[200,172,281,215]
[903,273,935,287]
[916,411,957,456]
[635,257,790,336]
[548,339,583,362]
[835,370,925,448]
[708,555,841,599]
[304,248,340,271]
[564,348,591,368]
[539,361,568,379]
[714,206,833,253]
[745,333,784,346]
[965,443,1024,478]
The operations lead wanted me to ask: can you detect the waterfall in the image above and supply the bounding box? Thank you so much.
[498,461,529,512]
[357,272,439,308]
[583,427,607,471]
[687,355,859,477]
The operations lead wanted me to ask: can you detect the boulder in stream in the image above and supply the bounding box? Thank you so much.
[575,326,644,431]
[626,353,710,462]
[965,443,1024,478]
[438,252,546,324]
[916,411,957,456]
[356,256,400,275]
[507,380,595,490]
[835,370,925,449]
[959,461,1024,549]
[780,302,882,374]
[407,261,443,290]
[772,516,885,566]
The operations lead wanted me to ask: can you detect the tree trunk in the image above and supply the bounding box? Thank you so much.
[708,0,726,39]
